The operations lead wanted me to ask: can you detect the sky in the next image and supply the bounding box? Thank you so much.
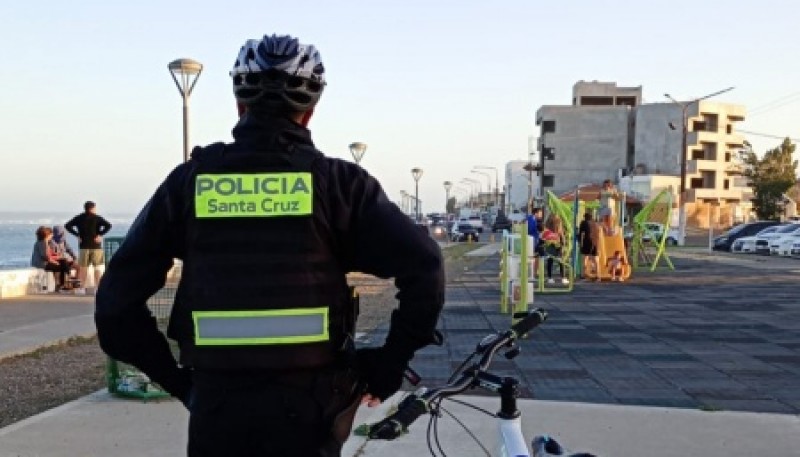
[2,0,800,216]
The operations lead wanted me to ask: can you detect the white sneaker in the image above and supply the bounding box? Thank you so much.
[618,277,625,282]
[546,278,555,285]
[561,278,570,285]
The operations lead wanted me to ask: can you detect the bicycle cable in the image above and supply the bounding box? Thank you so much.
[447,352,476,383]
[438,403,492,456]
[444,397,496,418]
[433,398,446,456]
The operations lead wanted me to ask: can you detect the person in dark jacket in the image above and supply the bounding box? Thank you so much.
[95,34,444,457]
[65,201,112,294]
[50,225,78,288]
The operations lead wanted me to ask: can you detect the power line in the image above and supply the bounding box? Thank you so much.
[738,129,800,142]
[749,91,800,114]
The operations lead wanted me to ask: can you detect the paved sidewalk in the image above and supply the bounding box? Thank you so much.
[1,246,798,455]
[363,251,800,414]
[0,294,95,360]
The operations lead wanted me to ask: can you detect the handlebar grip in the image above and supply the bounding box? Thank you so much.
[368,394,428,440]
[511,308,548,336]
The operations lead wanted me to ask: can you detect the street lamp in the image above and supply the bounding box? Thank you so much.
[471,169,493,208]
[349,142,367,165]
[168,58,203,163]
[474,166,499,208]
[411,167,424,222]
[443,181,453,215]
[665,86,734,245]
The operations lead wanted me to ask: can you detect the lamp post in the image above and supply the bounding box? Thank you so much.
[471,169,493,209]
[462,178,482,206]
[411,167,424,222]
[665,86,734,245]
[168,58,203,163]
[474,166,499,209]
[349,142,367,165]
[443,181,453,215]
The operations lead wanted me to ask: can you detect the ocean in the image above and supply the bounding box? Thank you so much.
[0,212,133,270]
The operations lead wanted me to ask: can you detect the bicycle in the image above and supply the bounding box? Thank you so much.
[365,308,598,456]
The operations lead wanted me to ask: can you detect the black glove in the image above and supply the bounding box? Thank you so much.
[355,347,408,402]
[155,365,193,408]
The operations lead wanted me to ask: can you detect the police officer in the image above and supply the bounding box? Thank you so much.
[95,34,444,457]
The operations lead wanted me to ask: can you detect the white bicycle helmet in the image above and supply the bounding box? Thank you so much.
[230,34,326,112]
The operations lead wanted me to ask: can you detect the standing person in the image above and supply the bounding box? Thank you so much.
[50,225,78,290]
[541,214,569,285]
[598,179,620,235]
[30,226,71,291]
[65,201,112,294]
[577,213,599,279]
[95,34,444,457]
[526,206,543,276]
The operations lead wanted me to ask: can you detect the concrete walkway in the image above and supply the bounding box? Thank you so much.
[0,294,95,360]
[0,390,796,457]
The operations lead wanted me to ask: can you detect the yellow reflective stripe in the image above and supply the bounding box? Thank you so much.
[192,307,329,346]
[194,173,313,218]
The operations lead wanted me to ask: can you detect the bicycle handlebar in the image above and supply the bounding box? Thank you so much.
[368,308,548,440]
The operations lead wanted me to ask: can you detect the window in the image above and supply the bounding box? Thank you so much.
[724,179,730,190]
[725,152,731,162]
[542,120,556,133]
[726,124,733,134]
[542,175,554,187]
[542,147,555,160]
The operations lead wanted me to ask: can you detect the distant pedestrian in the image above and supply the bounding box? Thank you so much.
[526,207,544,275]
[65,201,112,294]
[541,214,569,285]
[578,212,600,280]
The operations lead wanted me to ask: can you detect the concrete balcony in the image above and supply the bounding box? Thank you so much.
[686,159,724,174]
[686,187,746,203]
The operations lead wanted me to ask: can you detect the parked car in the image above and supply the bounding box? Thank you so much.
[769,226,800,255]
[492,213,512,232]
[730,226,781,253]
[775,232,800,256]
[451,223,480,242]
[712,221,781,251]
[792,238,800,258]
[754,223,798,255]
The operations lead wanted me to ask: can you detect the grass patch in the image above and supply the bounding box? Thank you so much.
[699,404,723,412]
[3,335,97,363]
[442,242,482,261]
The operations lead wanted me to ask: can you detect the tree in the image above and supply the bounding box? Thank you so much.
[743,138,798,220]
[446,197,457,214]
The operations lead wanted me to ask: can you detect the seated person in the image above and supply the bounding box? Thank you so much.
[606,250,626,282]
[31,226,71,291]
[50,225,79,288]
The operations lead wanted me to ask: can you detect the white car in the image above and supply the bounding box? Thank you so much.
[792,239,800,258]
[754,224,798,255]
[769,227,800,255]
[629,222,679,245]
[730,226,781,253]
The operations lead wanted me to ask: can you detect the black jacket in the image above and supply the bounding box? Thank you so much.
[65,213,112,249]
[95,115,445,395]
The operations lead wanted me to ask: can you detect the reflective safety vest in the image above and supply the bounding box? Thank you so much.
[167,141,352,372]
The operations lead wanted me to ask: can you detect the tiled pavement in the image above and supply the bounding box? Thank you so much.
[361,253,800,414]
